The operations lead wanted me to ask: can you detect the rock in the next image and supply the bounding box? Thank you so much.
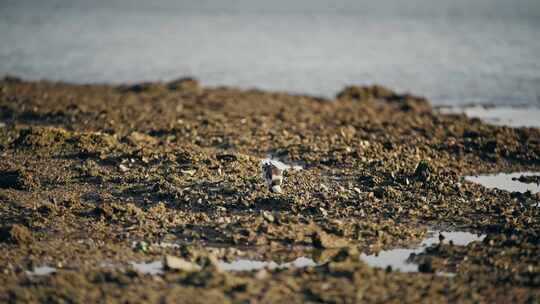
[413,160,432,182]
[0,169,39,190]
[312,249,340,263]
[196,255,221,271]
[331,247,360,262]
[255,269,269,280]
[37,201,57,216]
[373,187,385,199]
[15,127,119,154]
[92,202,143,222]
[512,175,540,184]
[181,169,196,176]
[320,183,329,192]
[134,241,149,253]
[122,82,166,93]
[418,258,434,273]
[312,230,349,249]
[0,224,33,244]
[167,77,200,93]
[271,185,282,193]
[400,97,431,112]
[359,140,370,149]
[339,126,356,140]
[127,131,158,147]
[336,85,431,112]
[16,127,71,148]
[336,85,396,101]
[163,255,201,272]
[2,75,22,83]
[262,211,275,223]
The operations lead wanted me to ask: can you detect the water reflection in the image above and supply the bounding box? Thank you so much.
[128,231,483,275]
[26,266,57,276]
[465,172,540,194]
[218,256,316,271]
[360,230,485,272]
[129,256,316,274]
[440,106,540,128]
[26,232,485,276]
[130,261,163,275]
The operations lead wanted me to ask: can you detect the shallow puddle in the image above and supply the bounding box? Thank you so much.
[128,231,483,275]
[130,261,163,275]
[218,256,316,271]
[439,106,540,128]
[129,257,317,275]
[359,230,485,272]
[465,172,540,194]
[26,266,57,276]
[27,231,485,276]
[26,233,485,276]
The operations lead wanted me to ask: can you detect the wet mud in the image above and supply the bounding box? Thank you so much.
[0,78,539,303]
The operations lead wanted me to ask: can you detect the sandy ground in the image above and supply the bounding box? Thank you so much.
[0,77,539,303]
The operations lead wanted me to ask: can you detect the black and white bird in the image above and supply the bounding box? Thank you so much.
[261,162,283,193]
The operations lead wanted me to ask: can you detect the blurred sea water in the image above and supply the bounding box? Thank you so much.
[1,0,539,106]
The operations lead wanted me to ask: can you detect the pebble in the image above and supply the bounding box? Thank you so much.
[181,169,196,176]
[262,211,275,223]
[255,269,269,280]
[163,255,200,272]
[312,230,348,249]
[271,185,282,193]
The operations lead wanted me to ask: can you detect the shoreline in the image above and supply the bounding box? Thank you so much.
[0,78,539,302]
[4,74,540,109]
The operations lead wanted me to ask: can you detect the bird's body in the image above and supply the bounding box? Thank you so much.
[262,162,283,193]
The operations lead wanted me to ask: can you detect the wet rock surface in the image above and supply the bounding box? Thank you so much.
[0,79,539,303]
[513,175,540,185]
[0,224,33,245]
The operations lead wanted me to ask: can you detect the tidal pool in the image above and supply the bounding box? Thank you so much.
[129,256,317,275]
[27,230,484,277]
[439,106,540,128]
[130,261,163,275]
[465,172,540,194]
[218,256,316,271]
[127,230,483,275]
[26,266,57,276]
[360,230,485,272]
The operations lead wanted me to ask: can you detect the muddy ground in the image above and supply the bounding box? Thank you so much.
[0,77,539,303]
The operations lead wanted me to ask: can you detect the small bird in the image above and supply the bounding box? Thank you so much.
[261,162,283,193]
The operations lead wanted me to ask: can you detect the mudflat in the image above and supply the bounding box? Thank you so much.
[0,77,539,303]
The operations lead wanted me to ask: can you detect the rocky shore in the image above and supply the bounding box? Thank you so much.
[0,77,539,303]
